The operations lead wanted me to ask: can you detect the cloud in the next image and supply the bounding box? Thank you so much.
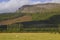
[52,0,60,3]
[30,0,60,4]
[0,0,30,13]
[0,0,60,13]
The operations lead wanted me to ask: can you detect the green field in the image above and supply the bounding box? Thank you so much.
[0,33,60,40]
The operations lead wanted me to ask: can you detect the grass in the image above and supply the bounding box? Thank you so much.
[0,33,60,40]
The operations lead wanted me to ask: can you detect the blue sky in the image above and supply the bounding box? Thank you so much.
[29,0,53,4]
[30,0,52,2]
[0,0,51,2]
[0,0,60,13]
[0,0,9,3]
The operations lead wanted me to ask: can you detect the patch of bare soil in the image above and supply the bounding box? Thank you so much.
[0,16,32,25]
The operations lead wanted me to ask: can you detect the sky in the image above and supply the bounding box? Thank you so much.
[0,0,60,13]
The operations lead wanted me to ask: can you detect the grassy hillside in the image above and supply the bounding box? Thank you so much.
[0,11,60,25]
[0,16,32,25]
[31,12,60,21]
[0,13,32,25]
[0,13,24,21]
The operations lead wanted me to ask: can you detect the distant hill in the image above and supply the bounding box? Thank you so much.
[17,3,60,13]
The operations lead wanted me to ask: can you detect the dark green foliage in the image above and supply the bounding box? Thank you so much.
[31,12,60,21]
[0,12,60,33]
[0,25,7,32]
[7,24,23,33]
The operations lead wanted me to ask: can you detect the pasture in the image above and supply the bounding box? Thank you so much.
[0,33,60,40]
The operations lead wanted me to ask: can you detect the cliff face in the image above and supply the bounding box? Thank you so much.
[17,3,60,13]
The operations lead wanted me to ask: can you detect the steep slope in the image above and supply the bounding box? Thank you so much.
[17,3,60,13]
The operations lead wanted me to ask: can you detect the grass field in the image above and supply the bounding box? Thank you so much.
[0,33,60,40]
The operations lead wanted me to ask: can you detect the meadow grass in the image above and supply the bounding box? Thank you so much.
[0,33,60,40]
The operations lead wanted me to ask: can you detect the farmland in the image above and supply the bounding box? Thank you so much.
[0,33,60,40]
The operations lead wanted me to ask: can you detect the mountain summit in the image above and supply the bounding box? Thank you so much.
[17,3,60,13]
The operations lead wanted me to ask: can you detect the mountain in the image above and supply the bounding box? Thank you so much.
[0,3,60,25]
[17,3,60,13]
[0,3,60,33]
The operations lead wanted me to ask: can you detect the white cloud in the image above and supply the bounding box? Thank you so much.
[52,0,60,3]
[0,0,60,13]
[0,0,30,13]
[31,0,60,4]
